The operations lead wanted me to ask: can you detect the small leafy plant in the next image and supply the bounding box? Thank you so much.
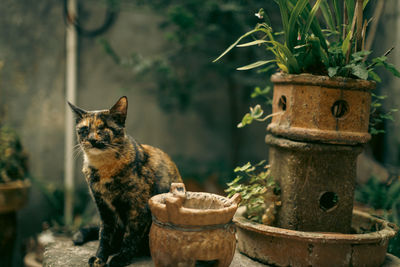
[214,0,400,81]
[355,176,400,257]
[226,161,281,225]
[0,126,29,183]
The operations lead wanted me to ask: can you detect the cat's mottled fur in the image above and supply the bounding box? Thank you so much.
[68,96,182,267]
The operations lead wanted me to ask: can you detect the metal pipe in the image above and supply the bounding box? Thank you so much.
[64,0,77,226]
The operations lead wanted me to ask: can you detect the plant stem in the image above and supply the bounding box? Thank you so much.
[356,0,364,51]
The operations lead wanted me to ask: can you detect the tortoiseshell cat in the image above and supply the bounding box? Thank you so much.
[68,96,182,267]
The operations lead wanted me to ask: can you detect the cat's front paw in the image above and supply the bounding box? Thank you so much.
[88,256,106,267]
[107,254,132,267]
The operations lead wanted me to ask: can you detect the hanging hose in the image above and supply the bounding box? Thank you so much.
[63,0,119,37]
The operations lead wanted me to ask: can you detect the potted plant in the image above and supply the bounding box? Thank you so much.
[216,0,399,266]
[0,125,31,266]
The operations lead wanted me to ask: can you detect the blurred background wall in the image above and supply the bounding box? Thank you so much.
[0,0,400,265]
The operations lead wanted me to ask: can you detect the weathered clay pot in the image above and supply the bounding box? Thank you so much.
[148,183,241,267]
[234,206,398,267]
[267,73,375,145]
[266,135,363,233]
[0,179,30,266]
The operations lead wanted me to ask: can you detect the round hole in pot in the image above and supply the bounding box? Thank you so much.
[331,100,349,118]
[278,95,287,111]
[319,191,339,212]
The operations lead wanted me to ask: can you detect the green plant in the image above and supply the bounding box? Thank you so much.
[0,126,29,183]
[225,161,281,225]
[355,176,400,257]
[214,0,400,81]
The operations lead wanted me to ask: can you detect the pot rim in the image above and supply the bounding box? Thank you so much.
[234,206,398,244]
[150,191,238,215]
[271,72,376,91]
[0,179,31,190]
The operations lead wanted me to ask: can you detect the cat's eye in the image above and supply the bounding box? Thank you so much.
[78,126,89,136]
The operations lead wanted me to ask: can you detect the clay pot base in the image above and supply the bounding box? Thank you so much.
[234,207,397,267]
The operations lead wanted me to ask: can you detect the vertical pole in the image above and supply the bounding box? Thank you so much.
[64,0,77,226]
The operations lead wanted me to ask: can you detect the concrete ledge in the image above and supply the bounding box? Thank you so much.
[43,236,266,267]
[43,236,400,267]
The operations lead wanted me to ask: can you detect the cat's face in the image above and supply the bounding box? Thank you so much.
[68,97,128,153]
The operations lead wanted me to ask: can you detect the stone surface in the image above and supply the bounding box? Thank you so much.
[43,237,266,267]
[43,236,400,267]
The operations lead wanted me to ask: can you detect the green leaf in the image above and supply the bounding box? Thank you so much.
[213,28,264,62]
[251,86,271,98]
[234,162,252,172]
[342,31,352,56]
[328,67,339,77]
[237,113,253,128]
[383,62,400,78]
[368,70,381,83]
[276,0,289,42]
[345,0,355,30]
[333,0,342,35]
[237,60,276,71]
[351,50,371,62]
[351,64,369,80]
[287,0,309,50]
[320,1,335,33]
[250,105,264,119]
[303,0,323,35]
[236,40,269,47]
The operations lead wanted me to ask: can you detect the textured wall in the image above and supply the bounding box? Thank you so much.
[0,0,268,248]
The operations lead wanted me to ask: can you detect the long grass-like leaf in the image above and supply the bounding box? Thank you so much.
[287,0,308,51]
[296,2,328,52]
[236,40,269,47]
[270,41,300,73]
[304,0,323,36]
[363,0,370,9]
[277,0,289,43]
[320,1,336,33]
[333,0,342,36]
[345,0,355,32]
[342,30,352,56]
[237,60,276,71]
[213,28,264,62]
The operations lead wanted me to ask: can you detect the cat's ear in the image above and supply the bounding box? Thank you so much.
[68,102,87,122]
[110,96,128,126]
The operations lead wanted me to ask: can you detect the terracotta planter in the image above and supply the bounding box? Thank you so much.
[0,179,30,266]
[148,183,241,267]
[267,73,375,145]
[266,135,362,233]
[234,206,398,267]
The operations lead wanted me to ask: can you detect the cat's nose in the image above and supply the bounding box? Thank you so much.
[88,139,105,149]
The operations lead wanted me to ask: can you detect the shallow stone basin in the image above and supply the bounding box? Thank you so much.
[235,206,398,267]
